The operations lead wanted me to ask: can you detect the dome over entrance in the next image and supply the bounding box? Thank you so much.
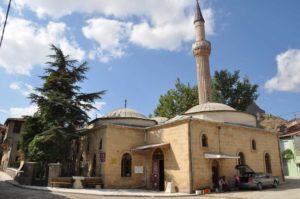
[185,102,236,114]
[105,108,147,119]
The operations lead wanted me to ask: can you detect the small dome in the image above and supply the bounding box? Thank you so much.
[185,102,236,114]
[105,108,147,119]
[151,117,169,124]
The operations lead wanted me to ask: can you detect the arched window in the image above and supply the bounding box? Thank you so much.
[265,153,272,173]
[238,152,246,165]
[251,139,257,150]
[202,134,208,147]
[121,153,132,177]
[99,139,102,150]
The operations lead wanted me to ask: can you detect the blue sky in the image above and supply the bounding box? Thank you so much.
[0,0,300,124]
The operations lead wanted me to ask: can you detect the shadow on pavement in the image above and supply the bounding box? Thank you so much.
[0,180,69,199]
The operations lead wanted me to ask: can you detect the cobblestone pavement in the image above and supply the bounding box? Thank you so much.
[0,177,300,199]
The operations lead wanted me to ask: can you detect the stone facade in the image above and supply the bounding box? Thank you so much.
[79,116,283,193]
[0,118,24,171]
[190,119,282,190]
[79,124,145,188]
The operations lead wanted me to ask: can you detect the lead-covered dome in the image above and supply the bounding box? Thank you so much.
[185,102,236,114]
[105,108,147,119]
[184,102,256,127]
[87,108,156,128]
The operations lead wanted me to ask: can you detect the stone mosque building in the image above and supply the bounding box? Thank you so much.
[77,1,283,193]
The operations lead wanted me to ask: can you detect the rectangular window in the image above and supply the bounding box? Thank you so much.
[13,121,22,133]
[295,136,300,150]
[282,141,289,150]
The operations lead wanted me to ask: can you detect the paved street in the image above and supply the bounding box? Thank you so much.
[0,176,300,199]
[207,177,300,199]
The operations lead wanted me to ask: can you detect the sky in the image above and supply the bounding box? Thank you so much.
[0,0,300,124]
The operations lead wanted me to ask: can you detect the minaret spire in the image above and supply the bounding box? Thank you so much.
[192,0,212,104]
[194,0,205,23]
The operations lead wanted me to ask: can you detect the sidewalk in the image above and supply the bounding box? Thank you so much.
[0,171,194,197]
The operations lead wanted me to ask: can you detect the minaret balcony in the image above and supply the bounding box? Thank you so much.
[192,40,211,56]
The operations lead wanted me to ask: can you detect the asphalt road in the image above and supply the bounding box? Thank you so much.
[0,177,300,199]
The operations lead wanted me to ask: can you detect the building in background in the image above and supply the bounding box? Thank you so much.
[0,118,25,170]
[279,119,300,177]
[0,124,6,167]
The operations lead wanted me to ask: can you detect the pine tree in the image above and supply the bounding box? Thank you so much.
[21,44,105,166]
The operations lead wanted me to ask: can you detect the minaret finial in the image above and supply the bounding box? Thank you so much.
[194,0,205,24]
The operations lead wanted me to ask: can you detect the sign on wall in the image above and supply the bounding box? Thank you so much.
[134,166,144,174]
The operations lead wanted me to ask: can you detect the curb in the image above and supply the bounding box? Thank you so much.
[4,179,196,197]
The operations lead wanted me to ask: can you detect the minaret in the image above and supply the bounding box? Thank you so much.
[192,0,212,104]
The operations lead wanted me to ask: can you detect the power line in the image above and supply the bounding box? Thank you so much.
[0,0,12,48]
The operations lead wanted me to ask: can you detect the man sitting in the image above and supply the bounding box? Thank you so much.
[219,176,230,192]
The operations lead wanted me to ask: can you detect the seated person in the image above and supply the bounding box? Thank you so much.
[234,174,240,187]
[219,176,230,192]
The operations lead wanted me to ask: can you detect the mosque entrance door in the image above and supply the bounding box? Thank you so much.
[152,148,164,191]
[211,160,219,190]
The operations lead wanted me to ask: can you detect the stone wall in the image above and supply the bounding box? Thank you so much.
[84,124,146,188]
[147,121,191,193]
[104,125,145,188]
[190,119,283,190]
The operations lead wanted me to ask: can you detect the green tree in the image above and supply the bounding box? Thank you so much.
[154,78,198,118]
[20,114,44,156]
[212,70,258,111]
[20,44,105,164]
[154,70,258,118]
[282,149,294,160]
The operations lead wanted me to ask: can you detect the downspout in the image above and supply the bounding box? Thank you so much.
[144,129,148,187]
[276,133,285,182]
[218,126,221,153]
[188,116,194,193]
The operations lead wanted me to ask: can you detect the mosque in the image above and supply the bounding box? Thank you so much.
[77,1,283,193]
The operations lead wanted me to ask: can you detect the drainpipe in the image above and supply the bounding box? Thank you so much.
[188,116,194,193]
[218,126,221,153]
[277,134,285,182]
[144,129,148,187]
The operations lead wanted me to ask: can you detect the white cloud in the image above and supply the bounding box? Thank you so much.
[130,8,214,51]
[9,82,35,97]
[13,0,190,19]
[13,0,215,59]
[265,49,300,92]
[9,105,37,117]
[0,11,85,75]
[87,101,106,119]
[82,18,132,63]
[9,82,21,90]
[0,109,7,114]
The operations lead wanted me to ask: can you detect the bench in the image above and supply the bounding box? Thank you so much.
[81,177,103,188]
[50,177,74,188]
